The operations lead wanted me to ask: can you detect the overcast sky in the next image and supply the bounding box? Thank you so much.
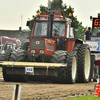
[0,0,100,30]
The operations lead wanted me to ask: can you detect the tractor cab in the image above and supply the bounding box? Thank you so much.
[31,10,73,38]
[1,43,18,54]
[33,21,65,37]
[28,10,75,56]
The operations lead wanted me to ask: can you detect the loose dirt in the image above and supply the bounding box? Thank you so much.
[0,68,96,100]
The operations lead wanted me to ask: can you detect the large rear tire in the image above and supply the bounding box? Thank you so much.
[89,55,95,81]
[5,49,13,61]
[27,50,35,62]
[51,51,67,83]
[9,49,28,82]
[0,54,6,61]
[21,42,29,51]
[2,66,11,81]
[66,52,77,84]
[73,43,81,54]
[51,51,77,84]
[10,49,28,61]
[93,66,97,82]
[77,44,91,83]
[0,54,11,81]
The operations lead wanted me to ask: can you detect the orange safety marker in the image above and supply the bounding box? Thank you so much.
[95,78,100,97]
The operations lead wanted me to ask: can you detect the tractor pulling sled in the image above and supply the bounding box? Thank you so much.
[0,11,100,84]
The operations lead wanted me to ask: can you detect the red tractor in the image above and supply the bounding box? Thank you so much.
[0,36,21,61]
[1,10,91,83]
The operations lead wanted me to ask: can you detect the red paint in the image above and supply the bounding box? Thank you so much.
[31,21,36,37]
[30,13,76,55]
[95,61,100,69]
[0,36,21,45]
[38,15,63,18]
[95,85,100,97]
[30,38,56,56]
[67,40,75,52]
[45,39,56,56]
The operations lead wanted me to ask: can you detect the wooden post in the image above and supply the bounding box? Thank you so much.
[14,83,19,100]
[12,83,21,100]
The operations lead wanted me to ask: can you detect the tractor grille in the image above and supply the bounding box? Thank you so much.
[31,39,44,49]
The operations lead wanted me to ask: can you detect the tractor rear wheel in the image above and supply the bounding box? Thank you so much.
[5,49,13,61]
[0,54,6,61]
[77,44,91,83]
[3,66,11,81]
[9,49,28,82]
[21,42,29,51]
[0,54,11,81]
[9,50,18,61]
[66,52,77,84]
[93,66,97,82]
[51,51,77,84]
[89,55,95,82]
[10,49,28,61]
[73,43,81,54]
[51,51,67,83]
[27,50,35,62]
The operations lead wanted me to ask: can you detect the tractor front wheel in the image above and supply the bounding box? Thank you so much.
[51,51,77,84]
[77,44,91,83]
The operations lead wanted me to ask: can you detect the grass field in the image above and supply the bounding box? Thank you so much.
[65,95,100,100]
[0,68,2,72]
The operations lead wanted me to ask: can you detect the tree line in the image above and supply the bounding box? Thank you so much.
[27,0,87,39]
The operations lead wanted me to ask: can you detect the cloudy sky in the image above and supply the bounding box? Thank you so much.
[0,0,100,30]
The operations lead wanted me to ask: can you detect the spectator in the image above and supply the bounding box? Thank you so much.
[84,27,92,40]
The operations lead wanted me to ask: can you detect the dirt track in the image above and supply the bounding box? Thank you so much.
[0,68,96,100]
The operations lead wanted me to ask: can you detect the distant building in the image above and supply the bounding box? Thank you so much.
[0,29,29,43]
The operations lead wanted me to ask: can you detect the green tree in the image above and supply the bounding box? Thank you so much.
[28,0,87,39]
[51,0,63,10]
[36,5,48,15]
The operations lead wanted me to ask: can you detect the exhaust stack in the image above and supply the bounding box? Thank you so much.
[47,10,54,39]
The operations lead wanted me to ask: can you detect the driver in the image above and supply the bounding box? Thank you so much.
[53,29,59,36]
[7,46,12,51]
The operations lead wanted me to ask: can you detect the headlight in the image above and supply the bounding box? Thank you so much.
[31,50,35,53]
[40,50,44,54]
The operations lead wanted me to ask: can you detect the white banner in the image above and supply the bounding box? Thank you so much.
[83,41,100,51]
